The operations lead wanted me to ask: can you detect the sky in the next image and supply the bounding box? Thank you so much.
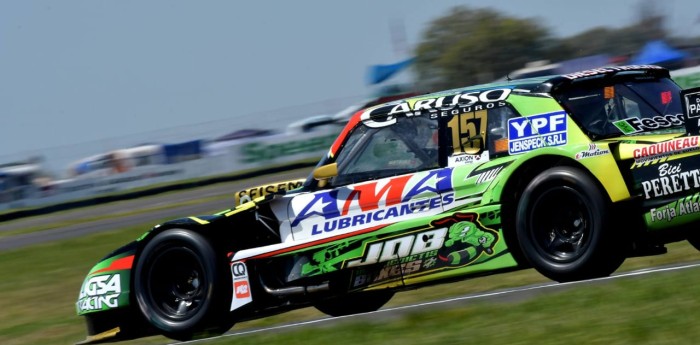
[2,0,700,172]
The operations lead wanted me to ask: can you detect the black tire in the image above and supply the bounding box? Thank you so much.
[134,229,233,340]
[516,166,624,282]
[314,290,394,317]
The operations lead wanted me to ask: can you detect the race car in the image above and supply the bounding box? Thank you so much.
[77,65,700,343]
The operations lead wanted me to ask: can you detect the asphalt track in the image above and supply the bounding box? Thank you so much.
[0,168,312,251]
[171,261,700,345]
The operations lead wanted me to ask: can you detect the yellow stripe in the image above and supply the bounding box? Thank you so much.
[189,217,209,225]
[76,327,120,344]
[224,201,255,217]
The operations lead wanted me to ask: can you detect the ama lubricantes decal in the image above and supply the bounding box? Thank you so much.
[289,168,454,239]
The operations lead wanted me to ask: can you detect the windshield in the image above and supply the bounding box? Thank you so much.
[331,116,439,186]
[556,77,683,138]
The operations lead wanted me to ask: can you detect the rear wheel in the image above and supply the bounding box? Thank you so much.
[314,290,394,317]
[134,229,233,340]
[516,167,625,282]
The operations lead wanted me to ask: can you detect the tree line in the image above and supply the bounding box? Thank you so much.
[413,2,700,91]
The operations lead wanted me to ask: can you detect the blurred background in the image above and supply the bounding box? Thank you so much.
[2,0,700,211]
[5,2,700,345]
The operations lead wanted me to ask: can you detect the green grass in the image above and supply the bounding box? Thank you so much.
[205,267,700,345]
[1,218,700,345]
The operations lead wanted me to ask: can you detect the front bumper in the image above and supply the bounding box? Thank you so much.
[77,308,155,344]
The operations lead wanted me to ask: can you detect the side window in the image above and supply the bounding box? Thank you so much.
[446,107,517,165]
[557,78,683,138]
[613,86,658,121]
[558,87,616,137]
[332,116,439,186]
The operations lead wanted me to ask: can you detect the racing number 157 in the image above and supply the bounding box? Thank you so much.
[447,110,487,154]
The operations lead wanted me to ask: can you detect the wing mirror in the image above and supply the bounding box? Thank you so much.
[313,163,338,181]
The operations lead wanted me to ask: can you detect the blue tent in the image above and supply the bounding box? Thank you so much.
[630,40,688,65]
[163,140,202,164]
[366,58,414,85]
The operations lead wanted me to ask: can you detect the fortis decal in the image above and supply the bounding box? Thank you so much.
[361,89,512,128]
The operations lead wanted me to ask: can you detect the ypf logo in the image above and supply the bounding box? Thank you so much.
[508,112,567,139]
[507,111,568,154]
[231,262,247,277]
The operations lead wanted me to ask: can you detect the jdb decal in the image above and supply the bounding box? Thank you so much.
[349,213,500,289]
[346,228,447,268]
[508,112,567,154]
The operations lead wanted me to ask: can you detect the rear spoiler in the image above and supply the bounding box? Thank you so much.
[683,87,700,135]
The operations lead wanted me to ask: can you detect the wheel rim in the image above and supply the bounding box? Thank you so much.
[528,186,592,262]
[146,246,208,322]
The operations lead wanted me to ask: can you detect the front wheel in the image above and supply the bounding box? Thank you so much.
[314,290,394,317]
[134,229,233,340]
[516,167,625,282]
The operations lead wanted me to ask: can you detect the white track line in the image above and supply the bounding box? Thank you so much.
[173,261,700,345]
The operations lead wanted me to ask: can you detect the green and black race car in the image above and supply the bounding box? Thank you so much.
[77,65,700,343]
